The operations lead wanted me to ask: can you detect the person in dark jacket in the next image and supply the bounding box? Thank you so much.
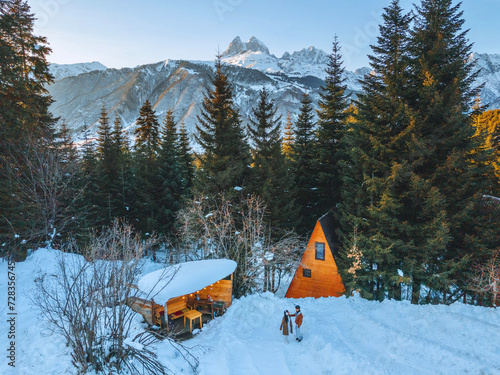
[288,305,303,341]
[280,310,293,343]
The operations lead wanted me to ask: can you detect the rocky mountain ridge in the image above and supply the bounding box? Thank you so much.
[46,37,500,144]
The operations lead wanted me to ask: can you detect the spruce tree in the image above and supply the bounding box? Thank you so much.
[195,56,251,200]
[0,0,55,255]
[133,100,162,234]
[157,110,183,236]
[0,0,54,140]
[177,120,194,197]
[111,115,134,221]
[316,36,349,216]
[95,106,115,225]
[292,92,319,233]
[339,0,414,300]
[78,135,100,239]
[134,99,160,157]
[282,112,295,160]
[405,0,492,302]
[248,89,298,235]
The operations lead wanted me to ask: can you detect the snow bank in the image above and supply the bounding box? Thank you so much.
[138,259,237,302]
[165,292,499,375]
[2,249,500,374]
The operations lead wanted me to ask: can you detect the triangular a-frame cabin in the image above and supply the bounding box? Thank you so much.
[286,212,345,298]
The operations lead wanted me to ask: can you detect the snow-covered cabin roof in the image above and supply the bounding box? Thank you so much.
[138,259,237,303]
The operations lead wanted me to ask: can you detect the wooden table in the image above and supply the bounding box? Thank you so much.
[192,299,214,317]
[183,309,202,333]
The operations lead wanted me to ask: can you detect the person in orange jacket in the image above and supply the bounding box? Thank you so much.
[288,305,303,341]
[279,310,293,343]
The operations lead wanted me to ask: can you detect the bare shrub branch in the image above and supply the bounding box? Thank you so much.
[32,221,194,374]
[468,249,500,307]
[177,195,303,296]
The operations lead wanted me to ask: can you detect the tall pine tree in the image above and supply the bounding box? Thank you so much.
[157,110,183,237]
[0,0,56,255]
[177,120,194,197]
[95,106,115,226]
[292,92,319,233]
[316,36,349,217]
[195,56,250,200]
[339,0,414,300]
[248,89,298,235]
[282,112,295,160]
[406,0,493,302]
[133,100,162,234]
[110,115,134,221]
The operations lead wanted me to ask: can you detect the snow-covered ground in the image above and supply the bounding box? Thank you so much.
[1,248,500,374]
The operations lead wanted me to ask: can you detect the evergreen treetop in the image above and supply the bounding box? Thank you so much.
[177,120,194,195]
[292,92,319,232]
[282,112,295,159]
[248,88,282,160]
[316,36,350,214]
[195,56,250,199]
[134,99,160,158]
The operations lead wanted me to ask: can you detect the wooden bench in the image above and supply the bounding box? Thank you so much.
[167,297,190,320]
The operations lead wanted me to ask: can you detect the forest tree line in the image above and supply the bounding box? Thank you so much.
[1,0,499,304]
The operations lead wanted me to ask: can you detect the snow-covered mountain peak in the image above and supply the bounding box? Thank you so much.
[223,36,246,57]
[222,36,330,77]
[222,36,270,57]
[49,61,107,81]
[288,46,328,65]
[245,36,270,55]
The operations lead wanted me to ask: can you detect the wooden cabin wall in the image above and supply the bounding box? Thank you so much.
[126,297,157,325]
[189,276,233,307]
[286,221,345,299]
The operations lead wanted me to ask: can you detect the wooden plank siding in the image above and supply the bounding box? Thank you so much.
[184,276,233,307]
[126,297,164,325]
[286,219,345,298]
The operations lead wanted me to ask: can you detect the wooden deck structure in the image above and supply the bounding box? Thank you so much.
[127,259,236,335]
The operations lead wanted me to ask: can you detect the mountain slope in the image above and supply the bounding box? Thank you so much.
[46,37,500,142]
[47,58,355,142]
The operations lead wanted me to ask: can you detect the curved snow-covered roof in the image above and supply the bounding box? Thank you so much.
[138,259,237,303]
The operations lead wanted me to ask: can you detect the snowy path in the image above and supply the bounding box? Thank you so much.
[172,293,500,375]
[2,249,500,374]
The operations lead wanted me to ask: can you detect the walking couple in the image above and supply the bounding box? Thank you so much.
[280,305,303,343]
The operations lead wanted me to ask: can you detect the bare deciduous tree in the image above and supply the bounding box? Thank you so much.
[346,225,363,295]
[468,249,500,307]
[6,134,83,247]
[177,195,303,296]
[32,221,198,374]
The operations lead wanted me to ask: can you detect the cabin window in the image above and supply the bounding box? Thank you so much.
[303,268,311,278]
[315,242,325,261]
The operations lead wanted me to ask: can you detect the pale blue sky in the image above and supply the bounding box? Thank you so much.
[29,0,500,71]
